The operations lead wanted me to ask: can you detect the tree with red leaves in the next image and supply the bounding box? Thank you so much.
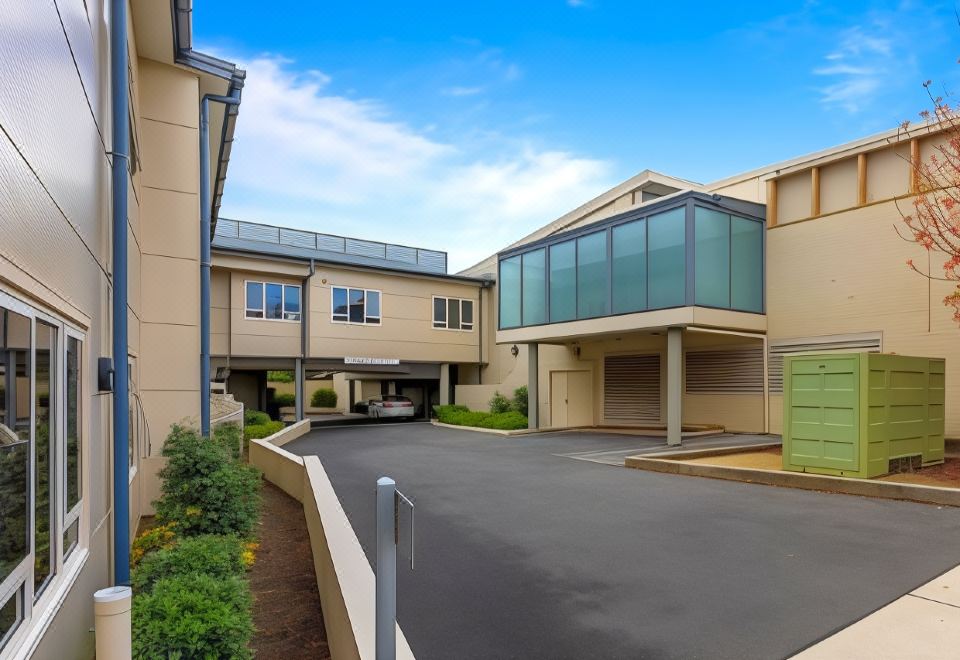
[898,80,960,325]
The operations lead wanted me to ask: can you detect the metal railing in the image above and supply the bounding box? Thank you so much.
[215,218,448,273]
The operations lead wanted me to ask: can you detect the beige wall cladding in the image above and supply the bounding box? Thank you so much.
[141,187,200,259]
[710,177,763,203]
[140,322,200,391]
[141,254,200,325]
[766,200,960,436]
[777,171,813,224]
[866,143,910,202]
[684,394,763,432]
[140,118,199,193]
[819,158,858,215]
[139,390,201,452]
[138,57,200,128]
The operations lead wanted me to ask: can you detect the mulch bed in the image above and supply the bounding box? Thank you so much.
[250,481,331,658]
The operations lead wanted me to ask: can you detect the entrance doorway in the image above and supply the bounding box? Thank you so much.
[550,371,592,427]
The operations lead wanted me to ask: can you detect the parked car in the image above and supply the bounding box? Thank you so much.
[363,395,415,420]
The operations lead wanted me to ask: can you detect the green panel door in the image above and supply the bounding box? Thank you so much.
[785,354,860,473]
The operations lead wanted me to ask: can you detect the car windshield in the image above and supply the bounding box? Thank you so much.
[382,395,412,403]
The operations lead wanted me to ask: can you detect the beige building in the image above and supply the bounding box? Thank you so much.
[0,1,244,656]
[457,126,958,445]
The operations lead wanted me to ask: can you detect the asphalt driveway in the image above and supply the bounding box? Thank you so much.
[286,423,960,660]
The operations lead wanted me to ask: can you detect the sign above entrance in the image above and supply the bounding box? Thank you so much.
[344,357,401,366]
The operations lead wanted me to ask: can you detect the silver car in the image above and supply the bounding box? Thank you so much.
[366,395,416,420]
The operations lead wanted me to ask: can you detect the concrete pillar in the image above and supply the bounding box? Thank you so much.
[387,381,397,395]
[295,358,304,421]
[528,343,539,429]
[348,379,356,412]
[439,364,450,405]
[667,327,682,446]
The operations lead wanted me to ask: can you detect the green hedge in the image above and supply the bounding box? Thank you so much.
[266,370,294,383]
[132,573,253,660]
[272,392,296,407]
[243,409,270,426]
[243,420,285,441]
[437,407,528,430]
[310,388,338,408]
[132,534,245,594]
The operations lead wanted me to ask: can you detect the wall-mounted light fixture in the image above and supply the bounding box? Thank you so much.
[510,345,519,357]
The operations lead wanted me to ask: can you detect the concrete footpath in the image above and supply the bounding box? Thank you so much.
[794,564,960,659]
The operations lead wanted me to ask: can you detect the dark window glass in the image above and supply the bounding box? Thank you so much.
[549,241,576,323]
[366,291,381,322]
[695,207,731,308]
[0,308,30,586]
[349,289,364,323]
[648,207,686,308]
[35,322,56,598]
[284,286,301,320]
[447,298,460,330]
[65,336,81,512]
[731,217,764,313]
[461,300,474,327]
[522,249,546,325]
[63,519,79,559]
[577,232,608,318]
[612,219,647,314]
[433,298,446,328]
[499,256,521,328]
[332,287,348,321]
[245,282,263,318]
[0,587,22,651]
[265,283,283,320]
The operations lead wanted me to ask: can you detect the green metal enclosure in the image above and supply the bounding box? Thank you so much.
[783,353,945,478]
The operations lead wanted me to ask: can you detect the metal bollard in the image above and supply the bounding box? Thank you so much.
[376,477,397,660]
[94,585,132,660]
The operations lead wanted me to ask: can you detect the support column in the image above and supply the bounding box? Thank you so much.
[348,379,356,412]
[667,327,682,446]
[295,358,304,422]
[439,364,450,405]
[528,343,539,430]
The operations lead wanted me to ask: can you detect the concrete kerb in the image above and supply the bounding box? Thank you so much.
[248,421,416,660]
[624,454,960,508]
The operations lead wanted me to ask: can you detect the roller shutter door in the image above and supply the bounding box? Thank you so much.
[604,354,660,423]
[768,333,881,393]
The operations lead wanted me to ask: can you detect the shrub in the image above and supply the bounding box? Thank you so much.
[437,407,528,430]
[212,422,243,460]
[266,370,294,383]
[243,420,285,441]
[132,534,245,594]
[310,388,338,408]
[244,409,270,426]
[155,426,261,538]
[511,385,529,417]
[489,391,511,414]
[131,522,177,567]
[132,573,253,660]
[272,392,296,407]
[433,404,468,418]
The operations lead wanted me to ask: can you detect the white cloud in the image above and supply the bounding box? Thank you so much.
[441,85,485,97]
[812,25,896,113]
[223,55,614,271]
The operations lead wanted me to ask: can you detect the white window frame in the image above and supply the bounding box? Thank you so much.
[432,296,474,331]
[330,286,382,326]
[243,280,302,322]
[0,289,88,658]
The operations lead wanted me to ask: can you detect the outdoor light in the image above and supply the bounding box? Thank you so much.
[510,345,519,357]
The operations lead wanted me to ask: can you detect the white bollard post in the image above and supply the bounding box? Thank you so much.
[376,477,397,660]
[94,586,132,660]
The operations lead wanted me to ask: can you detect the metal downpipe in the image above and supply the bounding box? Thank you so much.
[110,0,130,585]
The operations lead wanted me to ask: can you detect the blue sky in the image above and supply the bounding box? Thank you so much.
[196,0,959,270]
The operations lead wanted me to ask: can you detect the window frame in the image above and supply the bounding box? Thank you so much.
[243,279,302,322]
[330,286,382,326]
[431,296,474,331]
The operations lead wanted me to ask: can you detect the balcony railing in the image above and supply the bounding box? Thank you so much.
[214,218,448,274]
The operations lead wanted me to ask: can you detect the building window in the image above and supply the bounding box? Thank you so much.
[548,241,576,323]
[612,219,647,314]
[647,207,686,309]
[0,292,85,653]
[521,249,546,325]
[577,231,608,319]
[331,287,381,325]
[499,256,521,329]
[245,281,301,321]
[433,297,474,331]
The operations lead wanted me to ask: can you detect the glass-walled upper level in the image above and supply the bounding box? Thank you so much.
[498,193,765,330]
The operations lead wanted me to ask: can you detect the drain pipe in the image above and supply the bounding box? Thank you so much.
[110,0,131,586]
[199,92,240,437]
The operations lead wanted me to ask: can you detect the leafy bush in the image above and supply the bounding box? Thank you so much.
[511,385,529,417]
[437,407,528,430]
[489,391,512,414]
[244,409,270,426]
[155,426,261,538]
[243,420,285,441]
[212,422,243,460]
[266,370,294,383]
[132,534,245,594]
[433,404,468,418]
[131,522,177,567]
[310,388,338,408]
[132,573,253,660]
[272,392,296,407]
